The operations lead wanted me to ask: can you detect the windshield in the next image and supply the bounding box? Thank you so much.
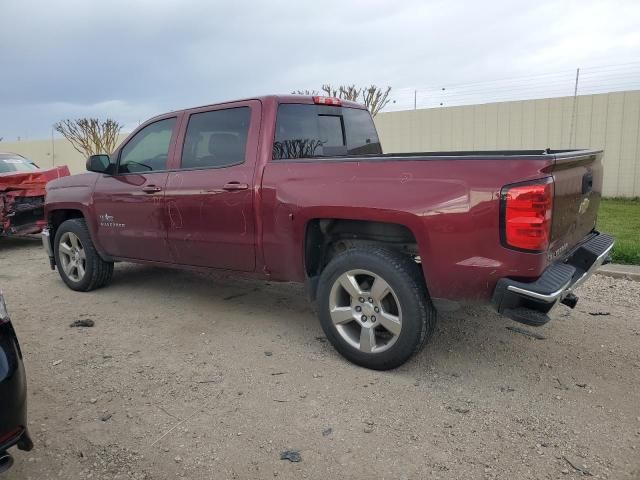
[0,155,39,174]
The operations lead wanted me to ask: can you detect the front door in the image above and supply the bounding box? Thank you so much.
[92,116,178,262]
[164,102,259,271]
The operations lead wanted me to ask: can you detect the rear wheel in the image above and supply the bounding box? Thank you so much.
[54,218,113,291]
[317,247,436,370]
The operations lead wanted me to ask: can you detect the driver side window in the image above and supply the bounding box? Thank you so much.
[118,118,176,174]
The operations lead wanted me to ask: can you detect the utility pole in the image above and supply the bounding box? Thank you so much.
[569,68,580,147]
[51,128,55,166]
[413,90,417,110]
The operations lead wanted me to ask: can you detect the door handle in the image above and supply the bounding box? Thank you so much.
[222,182,249,191]
[142,185,162,193]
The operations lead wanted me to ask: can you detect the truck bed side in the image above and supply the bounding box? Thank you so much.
[261,155,558,303]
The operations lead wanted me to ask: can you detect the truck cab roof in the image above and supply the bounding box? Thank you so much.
[145,95,366,124]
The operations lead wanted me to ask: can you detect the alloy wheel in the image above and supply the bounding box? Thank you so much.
[58,232,87,282]
[328,269,403,353]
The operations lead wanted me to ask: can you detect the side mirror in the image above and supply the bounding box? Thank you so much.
[86,154,111,173]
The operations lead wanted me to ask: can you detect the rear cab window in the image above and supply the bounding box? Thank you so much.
[272,104,381,160]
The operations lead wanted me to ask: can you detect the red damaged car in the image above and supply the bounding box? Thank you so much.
[0,153,70,237]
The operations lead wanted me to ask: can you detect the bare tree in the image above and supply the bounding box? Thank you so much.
[337,84,361,101]
[292,84,392,116]
[292,89,320,96]
[53,118,122,157]
[361,85,392,116]
[273,138,323,159]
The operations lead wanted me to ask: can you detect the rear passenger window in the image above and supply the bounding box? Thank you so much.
[273,104,381,160]
[181,107,250,169]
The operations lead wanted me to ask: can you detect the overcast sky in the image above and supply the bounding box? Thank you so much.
[1,0,639,139]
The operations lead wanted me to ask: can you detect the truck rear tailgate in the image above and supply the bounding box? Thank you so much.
[548,150,603,259]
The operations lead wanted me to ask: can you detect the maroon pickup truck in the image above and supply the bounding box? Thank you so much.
[42,95,613,370]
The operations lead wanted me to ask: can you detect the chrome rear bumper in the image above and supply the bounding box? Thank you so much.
[492,232,614,326]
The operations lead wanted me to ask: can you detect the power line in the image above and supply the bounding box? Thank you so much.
[400,61,640,92]
[388,61,640,111]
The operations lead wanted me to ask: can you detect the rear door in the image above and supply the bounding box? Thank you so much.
[92,116,179,262]
[164,101,260,271]
[549,150,603,258]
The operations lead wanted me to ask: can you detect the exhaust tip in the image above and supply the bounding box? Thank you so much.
[0,452,14,474]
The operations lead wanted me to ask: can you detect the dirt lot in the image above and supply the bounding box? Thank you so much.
[1,237,639,480]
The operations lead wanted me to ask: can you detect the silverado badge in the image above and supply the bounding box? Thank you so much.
[98,213,125,228]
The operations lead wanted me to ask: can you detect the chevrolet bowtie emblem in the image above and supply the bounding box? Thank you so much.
[578,197,590,215]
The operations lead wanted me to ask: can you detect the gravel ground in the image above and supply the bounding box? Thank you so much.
[1,237,639,480]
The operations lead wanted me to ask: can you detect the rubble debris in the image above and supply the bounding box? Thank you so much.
[70,319,95,328]
[322,427,333,437]
[553,377,569,390]
[588,311,610,316]
[223,292,248,301]
[506,326,546,340]
[562,456,592,476]
[280,450,301,462]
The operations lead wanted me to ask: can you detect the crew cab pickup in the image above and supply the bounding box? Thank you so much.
[42,95,614,370]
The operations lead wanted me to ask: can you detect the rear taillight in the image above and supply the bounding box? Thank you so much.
[312,96,342,106]
[500,179,554,252]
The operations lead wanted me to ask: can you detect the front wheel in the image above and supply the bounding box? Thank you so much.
[316,247,436,370]
[54,218,114,291]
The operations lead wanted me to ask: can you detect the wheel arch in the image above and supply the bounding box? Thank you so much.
[46,207,111,261]
[48,208,85,231]
[303,217,429,301]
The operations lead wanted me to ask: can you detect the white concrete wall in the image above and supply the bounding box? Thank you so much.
[0,134,129,174]
[374,90,640,198]
[3,90,640,197]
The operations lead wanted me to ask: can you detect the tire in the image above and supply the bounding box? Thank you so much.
[316,247,436,370]
[54,218,113,291]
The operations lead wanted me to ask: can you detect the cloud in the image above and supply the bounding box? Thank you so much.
[1,0,639,139]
